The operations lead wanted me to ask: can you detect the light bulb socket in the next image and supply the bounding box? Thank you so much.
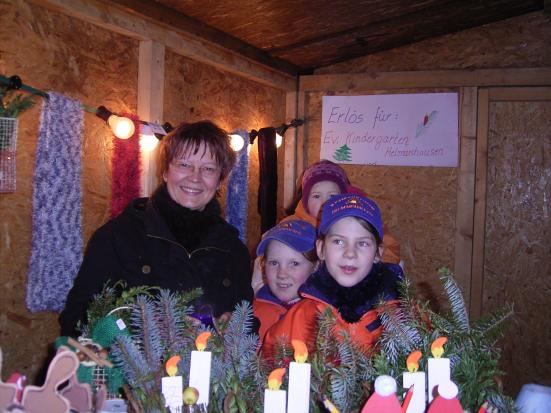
[95,105,113,123]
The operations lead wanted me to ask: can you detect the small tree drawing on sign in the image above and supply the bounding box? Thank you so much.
[333,144,352,162]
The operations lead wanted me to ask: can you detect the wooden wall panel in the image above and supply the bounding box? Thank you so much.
[162,50,287,255]
[483,99,551,395]
[0,0,286,384]
[0,0,139,382]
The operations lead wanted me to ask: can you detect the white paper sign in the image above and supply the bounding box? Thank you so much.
[320,93,458,167]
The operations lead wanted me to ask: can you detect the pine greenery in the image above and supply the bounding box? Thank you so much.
[82,267,515,413]
[0,86,35,118]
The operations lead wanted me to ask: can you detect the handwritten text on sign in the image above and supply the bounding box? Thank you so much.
[320,93,458,167]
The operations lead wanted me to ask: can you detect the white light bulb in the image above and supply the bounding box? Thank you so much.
[276,133,283,148]
[108,115,135,139]
[229,133,245,152]
[140,134,159,152]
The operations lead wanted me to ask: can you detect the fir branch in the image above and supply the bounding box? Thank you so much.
[439,267,470,332]
[379,301,423,364]
[156,289,188,353]
[131,296,163,373]
[111,335,153,389]
[0,88,35,118]
[471,303,514,341]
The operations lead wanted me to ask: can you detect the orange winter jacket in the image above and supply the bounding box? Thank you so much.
[283,200,402,264]
[262,262,403,358]
[253,285,298,342]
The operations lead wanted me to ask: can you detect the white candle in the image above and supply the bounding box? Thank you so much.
[161,375,183,411]
[264,389,287,413]
[402,371,426,413]
[287,361,310,413]
[189,350,211,407]
[427,358,450,403]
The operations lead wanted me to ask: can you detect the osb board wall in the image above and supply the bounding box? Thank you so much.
[483,100,551,396]
[0,0,286,384]
[0,0,139,383]
[162,50,287,255]
[316,11,551,74]
[303,90,457,304]
[312,10,551,304]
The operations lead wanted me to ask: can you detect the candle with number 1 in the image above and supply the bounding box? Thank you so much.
[189,332,212,407]
[287,340,310,413]
[402,350,426,413]
[427,337,450,403]
[264,368,287,413]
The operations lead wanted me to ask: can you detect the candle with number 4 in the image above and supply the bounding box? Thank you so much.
[427,337,450,403]
[161,355,183,411]
[287,340,310,413]
[264,368,287,413]
[402,350,426,413]
[189,332,212,407]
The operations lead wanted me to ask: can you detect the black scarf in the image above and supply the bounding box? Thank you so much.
[150,183,221,251]
[308,262,394,323]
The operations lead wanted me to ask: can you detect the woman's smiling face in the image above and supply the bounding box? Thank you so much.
[163,142,221,211]
[264,240,315,303]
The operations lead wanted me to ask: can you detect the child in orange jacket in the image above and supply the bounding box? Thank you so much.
[253,219,318,342]
[262,194,403,357]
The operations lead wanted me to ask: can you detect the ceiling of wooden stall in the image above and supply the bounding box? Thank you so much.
[112,0,544,75]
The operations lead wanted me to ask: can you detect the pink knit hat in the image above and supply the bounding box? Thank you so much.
[301,160,349,212]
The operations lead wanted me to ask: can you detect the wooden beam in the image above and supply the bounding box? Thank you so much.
[138,40,164,197]
[112,0,298,76]
[296,91,308,178]
[470,88,490,320]
[283,91,298,208]
[488,87,551,101]
[454,87,477,309]
[300,68,551,92]
[27,0,296,91]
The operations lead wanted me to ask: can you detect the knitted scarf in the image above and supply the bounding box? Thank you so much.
[111,114,140,217]
[303,262,401,323]
[27,92,83,312]
[151,183,221,251]
[225,130,249,243]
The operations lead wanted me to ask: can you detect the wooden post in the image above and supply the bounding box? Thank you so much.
[284,91,298,209]
[470,88,489,319]
[138,40,165,196]
[454,87,477,310]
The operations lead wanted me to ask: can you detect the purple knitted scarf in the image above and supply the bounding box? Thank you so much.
[26,92,83,312]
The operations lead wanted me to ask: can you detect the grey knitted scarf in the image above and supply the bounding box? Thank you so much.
[26,92,83,312]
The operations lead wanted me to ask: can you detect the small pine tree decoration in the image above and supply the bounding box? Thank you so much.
[333,144,352,162]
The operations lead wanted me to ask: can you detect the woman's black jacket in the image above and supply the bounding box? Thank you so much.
[59,195,252,336]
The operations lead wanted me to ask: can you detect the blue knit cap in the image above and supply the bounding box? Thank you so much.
[257,219,316,255]
[318,194,384,240]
